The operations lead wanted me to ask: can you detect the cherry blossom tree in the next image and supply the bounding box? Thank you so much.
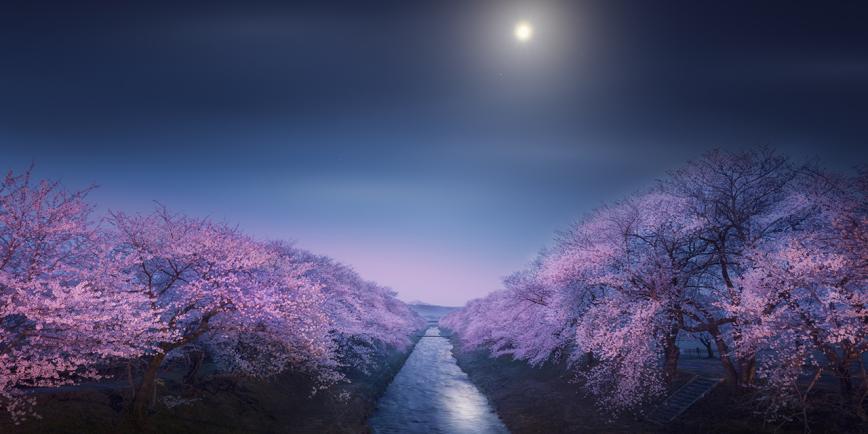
[446,190,708,413]
[549,190,707,411]
[445,149,863,421]
[442,259,582,367]
[732,169,867,422]
[664,148,806,387]
[272,244,424,371]
[1,166,425,428]
[0,169,157,424]
[107,207,338,421]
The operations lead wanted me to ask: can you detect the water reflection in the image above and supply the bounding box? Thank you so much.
[369,327,509,434]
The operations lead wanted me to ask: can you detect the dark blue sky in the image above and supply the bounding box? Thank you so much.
[2,1,867,305]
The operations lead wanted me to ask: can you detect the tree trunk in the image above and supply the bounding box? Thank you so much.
[129,353,166,423]
[837,361,854,404]
[663,330,680,381]
[127,362,137,401]
[698,335,715,359]
[183,350,205,385]
[709,326,740,385]
[125,316,213,427]
[738,355,757,386]
[664,343,680,381]
[856,358,867,421]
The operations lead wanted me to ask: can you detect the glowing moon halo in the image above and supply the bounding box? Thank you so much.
[514,20,534,43]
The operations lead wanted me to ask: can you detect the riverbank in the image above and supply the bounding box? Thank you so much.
[451,346,655,434]
[2,341,417,434]
[450,344,864,434]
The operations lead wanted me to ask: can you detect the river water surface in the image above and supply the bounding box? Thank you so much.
[368,327,509,434]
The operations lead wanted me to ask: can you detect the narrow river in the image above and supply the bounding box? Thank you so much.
[368,327,510,434]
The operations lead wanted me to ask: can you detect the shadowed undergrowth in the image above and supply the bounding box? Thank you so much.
[450,342,864,434]
[1,341,417,434]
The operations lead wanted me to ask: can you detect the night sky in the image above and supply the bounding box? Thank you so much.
[2,1,867,305]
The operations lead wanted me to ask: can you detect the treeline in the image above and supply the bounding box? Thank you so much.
[442,149,866,426]
[0,168,425,426]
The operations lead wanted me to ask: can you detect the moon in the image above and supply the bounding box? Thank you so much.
[514,21,534,43]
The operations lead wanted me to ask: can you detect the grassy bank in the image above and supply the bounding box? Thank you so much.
[451,345,655,434]
[449,341,863,434]
[2,341,418,434]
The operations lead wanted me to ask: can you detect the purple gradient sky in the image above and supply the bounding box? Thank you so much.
[2,1,867,305]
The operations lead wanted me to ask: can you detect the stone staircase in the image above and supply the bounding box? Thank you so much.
[646,376,722,425]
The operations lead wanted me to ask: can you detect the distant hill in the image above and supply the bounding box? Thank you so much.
[409,303,459,323]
